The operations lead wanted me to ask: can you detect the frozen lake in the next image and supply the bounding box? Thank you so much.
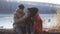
[0,14,57,29]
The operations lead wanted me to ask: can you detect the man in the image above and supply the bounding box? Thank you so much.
[13,4,26,34]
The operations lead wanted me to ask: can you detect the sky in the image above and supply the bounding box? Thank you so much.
[6,0,60,4]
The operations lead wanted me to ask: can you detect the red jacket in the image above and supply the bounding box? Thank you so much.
[34,12,43,34]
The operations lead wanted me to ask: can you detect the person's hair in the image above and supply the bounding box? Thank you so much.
[28,7,38,17]
[18,4,25,9]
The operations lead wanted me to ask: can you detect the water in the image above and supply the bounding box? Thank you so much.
[0,14,57,29]
[0,14,13,29]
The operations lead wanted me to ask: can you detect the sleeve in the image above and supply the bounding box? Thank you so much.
[13,9,19,23]
[13,13,18,23]
[15,12,31,23]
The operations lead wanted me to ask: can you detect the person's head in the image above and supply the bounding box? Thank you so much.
[28,7,38,17]
[18,4,25,10]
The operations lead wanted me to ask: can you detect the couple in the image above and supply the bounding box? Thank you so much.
[13,4,43,34]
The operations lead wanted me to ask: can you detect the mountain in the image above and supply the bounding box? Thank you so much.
[0,1,58,14]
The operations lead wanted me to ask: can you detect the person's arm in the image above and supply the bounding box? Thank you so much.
[15,13,30,23]
[13,8,21,23]
[13,13,19,23]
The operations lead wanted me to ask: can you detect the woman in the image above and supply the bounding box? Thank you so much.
[27,7,43,34]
